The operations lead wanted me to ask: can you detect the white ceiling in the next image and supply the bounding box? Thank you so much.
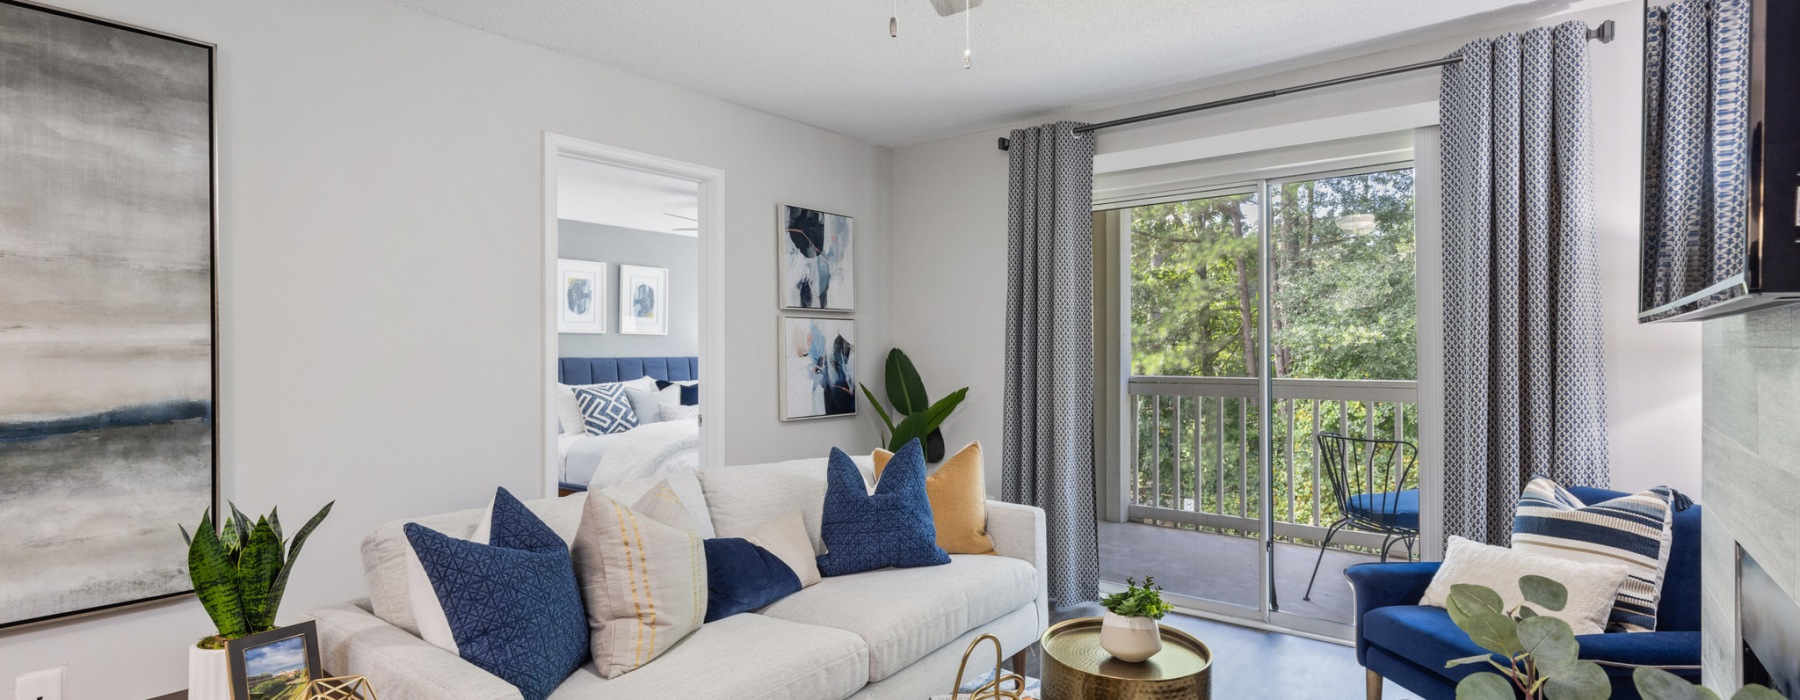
[557,156,699,236]
[391,0,1576,147]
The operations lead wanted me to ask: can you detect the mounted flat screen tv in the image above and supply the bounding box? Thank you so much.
[1639,0,1800,322]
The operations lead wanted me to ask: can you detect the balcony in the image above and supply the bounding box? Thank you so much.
[1102,375,1420,626]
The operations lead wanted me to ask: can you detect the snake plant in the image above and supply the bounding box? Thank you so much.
[859,348,967,463]
[179,501,332,647]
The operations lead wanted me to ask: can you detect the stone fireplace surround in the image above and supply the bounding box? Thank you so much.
[1701,307,1800,693]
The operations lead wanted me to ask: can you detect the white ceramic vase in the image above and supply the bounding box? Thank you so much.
[1099,611,1163,663]
[189,645,231,700]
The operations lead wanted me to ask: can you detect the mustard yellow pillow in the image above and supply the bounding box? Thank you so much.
[872,441,996,555]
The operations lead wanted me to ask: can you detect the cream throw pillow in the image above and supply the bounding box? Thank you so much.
[1421,536,1630,636]
[872,441,996,555]
[573,489,706,678]
[744,510,821,588]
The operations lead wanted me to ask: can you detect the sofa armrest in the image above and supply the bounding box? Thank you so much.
[1345,562,1440,664]
[986,500,1048,633]
[302,601,522,700]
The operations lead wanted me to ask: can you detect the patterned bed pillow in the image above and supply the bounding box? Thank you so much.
[574,384,639,435]
[1511,477,1680,632]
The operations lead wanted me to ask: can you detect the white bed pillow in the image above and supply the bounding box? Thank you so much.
[1420,536,1630,636]
[556,376,658,435]
[623,386,664,424]
[660,404,700,422]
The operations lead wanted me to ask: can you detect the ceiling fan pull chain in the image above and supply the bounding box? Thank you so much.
[963,0,971,68]
[891,0,898,37]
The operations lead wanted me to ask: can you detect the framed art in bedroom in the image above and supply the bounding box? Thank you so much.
[0,0,218,630]
[557,258,607,334]
[779,316,857,421]
[619,264,670,335]
[778,204,854,311]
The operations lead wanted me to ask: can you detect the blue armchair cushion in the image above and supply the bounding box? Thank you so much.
[1362,605,1701,685]
[1346,489,1420,530]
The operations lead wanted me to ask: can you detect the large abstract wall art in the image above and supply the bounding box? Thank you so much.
[779,316,856,421]
[779,204,854,311]
[0,1,217,628]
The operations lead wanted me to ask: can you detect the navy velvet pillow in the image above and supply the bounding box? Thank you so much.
[816,440,950,576]
[405,488,588,700]
[702,537,802,622]
[657,380,700,406]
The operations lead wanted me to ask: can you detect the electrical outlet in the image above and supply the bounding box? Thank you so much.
[14,668,63,700]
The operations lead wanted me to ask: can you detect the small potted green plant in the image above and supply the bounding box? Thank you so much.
[1099,577,1175,662]
[180,502,331,700]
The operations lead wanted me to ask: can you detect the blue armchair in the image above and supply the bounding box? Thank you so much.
[1346,487,1702,700]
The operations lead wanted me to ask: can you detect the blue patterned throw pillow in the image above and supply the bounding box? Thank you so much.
[574,384,638,435]
[1512,477,1685,632]
[405,488,588,700]
[702,537,802,621]
[816,440,950,576]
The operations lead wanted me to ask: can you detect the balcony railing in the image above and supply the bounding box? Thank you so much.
[1126,375,1419,551]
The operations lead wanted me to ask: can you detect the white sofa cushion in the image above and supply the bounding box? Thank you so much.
[549,613,869,700]
[702,457,875,556]
[757,554,1037,682]
[363,495,586,635]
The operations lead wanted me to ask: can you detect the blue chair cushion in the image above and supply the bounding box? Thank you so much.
[1345,489,1420,530]
[815,440,950,577]
[1362,605,1701,685]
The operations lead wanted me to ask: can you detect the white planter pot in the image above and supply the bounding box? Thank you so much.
[188,645,231,700]
[1099,611,1163,663]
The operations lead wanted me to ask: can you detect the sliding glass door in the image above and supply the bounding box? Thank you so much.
[1101,163,1418,638]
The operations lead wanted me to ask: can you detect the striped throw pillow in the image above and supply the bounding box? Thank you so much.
[1511,477,1678,632]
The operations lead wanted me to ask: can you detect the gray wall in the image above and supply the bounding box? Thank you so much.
[1700,309,1800,690]
[558,219,699,358]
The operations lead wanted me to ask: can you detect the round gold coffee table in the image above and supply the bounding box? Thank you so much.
[1038,617,1212,700]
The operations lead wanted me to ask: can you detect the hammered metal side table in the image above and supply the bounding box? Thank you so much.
[1039,617,1212,700]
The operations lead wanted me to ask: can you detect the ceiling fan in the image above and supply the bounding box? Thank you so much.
[664,212,698,232]
[892,0,983,68]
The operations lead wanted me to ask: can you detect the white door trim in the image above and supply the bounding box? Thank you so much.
[541,133,727,497]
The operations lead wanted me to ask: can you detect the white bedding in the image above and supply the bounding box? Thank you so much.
[560,419,701,488]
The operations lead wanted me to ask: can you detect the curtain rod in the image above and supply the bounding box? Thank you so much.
[996,19,1615,151]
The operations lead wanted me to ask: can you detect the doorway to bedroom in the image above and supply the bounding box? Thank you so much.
[542,135,725,497]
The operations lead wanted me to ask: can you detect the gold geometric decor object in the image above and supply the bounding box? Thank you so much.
[303,675,379,700]
[951,633,1031,700]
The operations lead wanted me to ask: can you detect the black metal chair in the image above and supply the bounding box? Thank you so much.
[1302,432,1420,601]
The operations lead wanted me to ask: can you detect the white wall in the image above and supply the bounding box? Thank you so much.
[892,1,1704,500]
[0,0,890,695]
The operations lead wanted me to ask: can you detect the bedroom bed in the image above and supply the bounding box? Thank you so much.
[555,356,699,494]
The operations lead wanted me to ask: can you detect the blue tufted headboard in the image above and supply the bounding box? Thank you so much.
[558,356,698,385]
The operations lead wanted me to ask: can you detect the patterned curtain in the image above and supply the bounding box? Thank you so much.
[1642,0,1751,320]
[1440,22,1609,546]
[1003,121,1098,605]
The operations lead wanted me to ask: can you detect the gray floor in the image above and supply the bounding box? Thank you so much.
[1100,520,1408,625]
[1039,603,1424,700]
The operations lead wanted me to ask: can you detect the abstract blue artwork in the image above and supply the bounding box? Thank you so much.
[779,204,854,311]
[618,264,669,335]
[780,316,856,420]
[556,259,606,334]
[0,2,216,628]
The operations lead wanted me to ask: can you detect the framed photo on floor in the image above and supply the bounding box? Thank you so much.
[557,258,607,334]
[778,204,854,311]
[619,264,669,335]
[0,0,218,629]
[779,315,857,421]
[226,620,324,700]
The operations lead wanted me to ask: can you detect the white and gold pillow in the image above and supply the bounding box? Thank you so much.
[572,487,705,678]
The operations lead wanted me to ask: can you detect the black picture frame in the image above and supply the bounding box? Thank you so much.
[226,621,324,700]
[0,0,220,630]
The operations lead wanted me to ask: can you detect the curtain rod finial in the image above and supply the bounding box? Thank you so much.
[1589,20,1615,43]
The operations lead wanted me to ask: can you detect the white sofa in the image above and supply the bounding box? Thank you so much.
[303,457,1049,700]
